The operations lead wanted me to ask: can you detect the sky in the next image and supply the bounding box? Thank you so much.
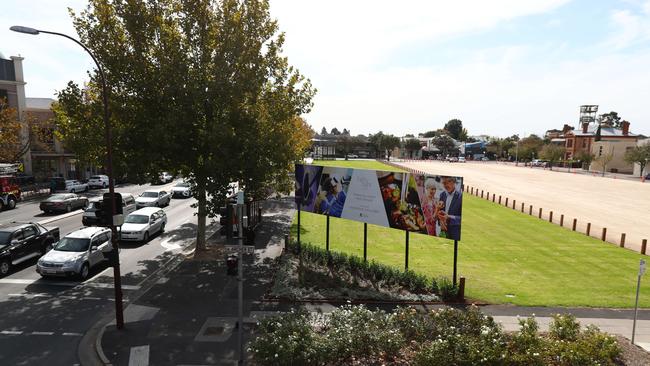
[2,0,650,138]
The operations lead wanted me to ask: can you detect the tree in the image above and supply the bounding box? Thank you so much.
[369,132,400,160]
[624,145,650,177]
[518,135,544,161]
[0,97,52,163]
[444,119,463,140]
[458,128,468,142]
[320,127,328,135]
[342,128,350,136]
[432,135,457,157]
[540,144,566,170]
[422,130,438,138]
[593,147,614,176]
[404,138,422,159]
[59,0,315,252]
[330,127,341,135]
[598,111,622,128]
[575,150,595,170]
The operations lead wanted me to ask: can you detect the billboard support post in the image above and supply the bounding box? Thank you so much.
[297,203,301,251]
[326,215,330,253]
[453,240,458,286]
[405,231,410,271]
[363,223,368,262]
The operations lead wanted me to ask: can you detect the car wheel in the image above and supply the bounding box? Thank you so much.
[0,200,4,211]
[143,231,150,243]
[79,263,90,280]
[0,260,10,277]
[71,189,76,193]
[7,197,16,210]
[66,204,72,213]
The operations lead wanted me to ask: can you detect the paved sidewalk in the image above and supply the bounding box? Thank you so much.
[95,197,650,365]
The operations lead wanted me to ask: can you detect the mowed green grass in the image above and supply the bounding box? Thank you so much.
[311,159,406,171]
[294,160,650,308]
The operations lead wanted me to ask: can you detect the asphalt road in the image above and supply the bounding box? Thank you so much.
[0,180,206,365]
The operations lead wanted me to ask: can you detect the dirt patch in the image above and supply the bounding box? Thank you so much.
[616,335,650,366]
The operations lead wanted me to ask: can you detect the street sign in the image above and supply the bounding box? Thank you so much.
[640,259,646,276]
[237,191,244,205]
[224,245,255,255]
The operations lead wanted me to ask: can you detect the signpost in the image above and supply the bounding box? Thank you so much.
[632,259,646,344]
[236,191,244,365]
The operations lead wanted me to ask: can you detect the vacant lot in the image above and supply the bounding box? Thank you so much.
[296,160,650,307]
[401,160,650,252]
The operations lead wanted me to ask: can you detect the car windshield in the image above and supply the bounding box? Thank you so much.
[55,237,90,252]
[175,183,189,188]
[88,201,102,210]
[0,231,11,246]
[47,194,69,201]
[141,192,158,198]
[125,214,149,224]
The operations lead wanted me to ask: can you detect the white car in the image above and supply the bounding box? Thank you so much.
[36,227,113,280]
[171,182,191,198]
[119,207,167,242]
[88,175,109,189]
[160,172,173,183]
[135,190,171,209]
[63,180,88,193]
[458,157,466,163]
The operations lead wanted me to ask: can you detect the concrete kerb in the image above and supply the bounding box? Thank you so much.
[80,223,220,365]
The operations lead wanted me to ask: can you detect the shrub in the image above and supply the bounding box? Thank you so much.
[506,317,547,366]
[432,276,459,301]
[549,313,580,341]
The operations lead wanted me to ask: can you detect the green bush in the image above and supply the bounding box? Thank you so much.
[432,276,459,301]
[505,317,546,366]
[549,313,580,341]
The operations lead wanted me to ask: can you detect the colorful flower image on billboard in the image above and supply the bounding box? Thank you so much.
[313,167,353,218]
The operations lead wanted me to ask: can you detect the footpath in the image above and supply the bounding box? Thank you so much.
[90,197,650,365]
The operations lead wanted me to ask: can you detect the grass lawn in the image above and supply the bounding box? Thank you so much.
[293,160,650,308]
[311,159,405,171]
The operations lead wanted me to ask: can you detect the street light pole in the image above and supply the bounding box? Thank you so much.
[11,25,125,329]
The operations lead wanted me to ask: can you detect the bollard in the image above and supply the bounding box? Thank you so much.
[521,202,525,212]
[512,199,516,209]
[587,223,591,236]
[572,218,577,231]
[458,277,466,302]
[481,190,484,198]
[538,207,542,218]
[560,214,564,227]
[641,239,648,255]
[549,211,553,223]
[492,193,495,202]
[620,233,626,248]
[601,227,607,241]
[499,195,502,204]
[505,197,509,207]
[284,234,289,250]
[529,205,533,215]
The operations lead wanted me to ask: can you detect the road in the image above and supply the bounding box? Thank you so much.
[398,160,650,251]
[0,180,207,365]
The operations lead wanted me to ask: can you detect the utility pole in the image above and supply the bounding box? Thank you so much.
[237,191,245,365]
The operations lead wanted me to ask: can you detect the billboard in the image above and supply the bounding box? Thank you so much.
[295,164,463,241]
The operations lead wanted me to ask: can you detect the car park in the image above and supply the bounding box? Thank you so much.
[62,180,88,193]
[82,193,136,226]
[136,190,171,209]
[40,193,89,214]
[0,222,60,276]
[171,182,192,198]
[36,226,112,280]
[119,207,167,242]
[88,175,109,189]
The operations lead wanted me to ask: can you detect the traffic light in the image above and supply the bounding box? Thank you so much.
[101,192,123,225]
[226,254,238,276]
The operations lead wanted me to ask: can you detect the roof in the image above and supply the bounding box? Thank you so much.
[567,124,637,137]
[65,226,109,239]
[131,207,163,215]
[0,222,30,232]
[25,97,54,110]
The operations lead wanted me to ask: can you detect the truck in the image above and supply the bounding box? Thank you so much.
[0,164,21,210]
[0,222,60,276]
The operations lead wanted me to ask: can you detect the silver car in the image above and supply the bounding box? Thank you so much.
[119,207,167,242]
[36,227,113,280]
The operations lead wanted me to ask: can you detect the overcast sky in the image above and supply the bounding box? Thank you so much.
[2,0,650,137]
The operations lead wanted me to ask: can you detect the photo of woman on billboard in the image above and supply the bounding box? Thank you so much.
[314,167,352,217]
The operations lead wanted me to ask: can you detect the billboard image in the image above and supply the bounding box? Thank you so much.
[295,164,463,241]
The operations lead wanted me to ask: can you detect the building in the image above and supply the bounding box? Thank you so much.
[0,54,79,181]
[563,121,639,173]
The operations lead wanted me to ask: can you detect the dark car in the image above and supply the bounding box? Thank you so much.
[40,193,89,214]
[0,222,60,276]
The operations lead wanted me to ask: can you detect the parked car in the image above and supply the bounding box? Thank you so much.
[0,175,20,211]
[458,157,466,163]
[119,207,167,242]
[136,190,171,209]
[481,157,489,161]
[62,180,88,193]
[645,173,650,180]
[447,156,459,162]
[40,193,89,214]
[0,222,60,276]
[82,193,137,226]
[36,226,112,280]
[88,175,109,189]
[171,182,192,198]
[151,172,173,185]
[346,154,359,159]
[531,159,549,167]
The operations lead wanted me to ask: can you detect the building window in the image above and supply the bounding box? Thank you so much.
[566,139,573,148]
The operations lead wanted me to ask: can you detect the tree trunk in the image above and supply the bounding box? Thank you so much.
[195,180,207,254]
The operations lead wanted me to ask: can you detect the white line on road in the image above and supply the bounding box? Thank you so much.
[62,332,83,336]
[31,331,54,336]
[1,330,23,335]
[128,345,150,366]
[86,282,141,290]
[0,279,77,286]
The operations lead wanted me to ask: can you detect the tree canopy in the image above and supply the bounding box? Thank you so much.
[55,0,315,250]
[540,144,566,169]
[624,145,650,176]
[0,98,52,163]
[444,119,463,140]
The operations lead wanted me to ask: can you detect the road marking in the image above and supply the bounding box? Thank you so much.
[1,330,23,335]
[160,238,181,251]
[62,332,83,336]
[0,279,77,286]
[128,345,150,366]
[87,267,112,282]
[86,282,141,290]
[31,331,54,336]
